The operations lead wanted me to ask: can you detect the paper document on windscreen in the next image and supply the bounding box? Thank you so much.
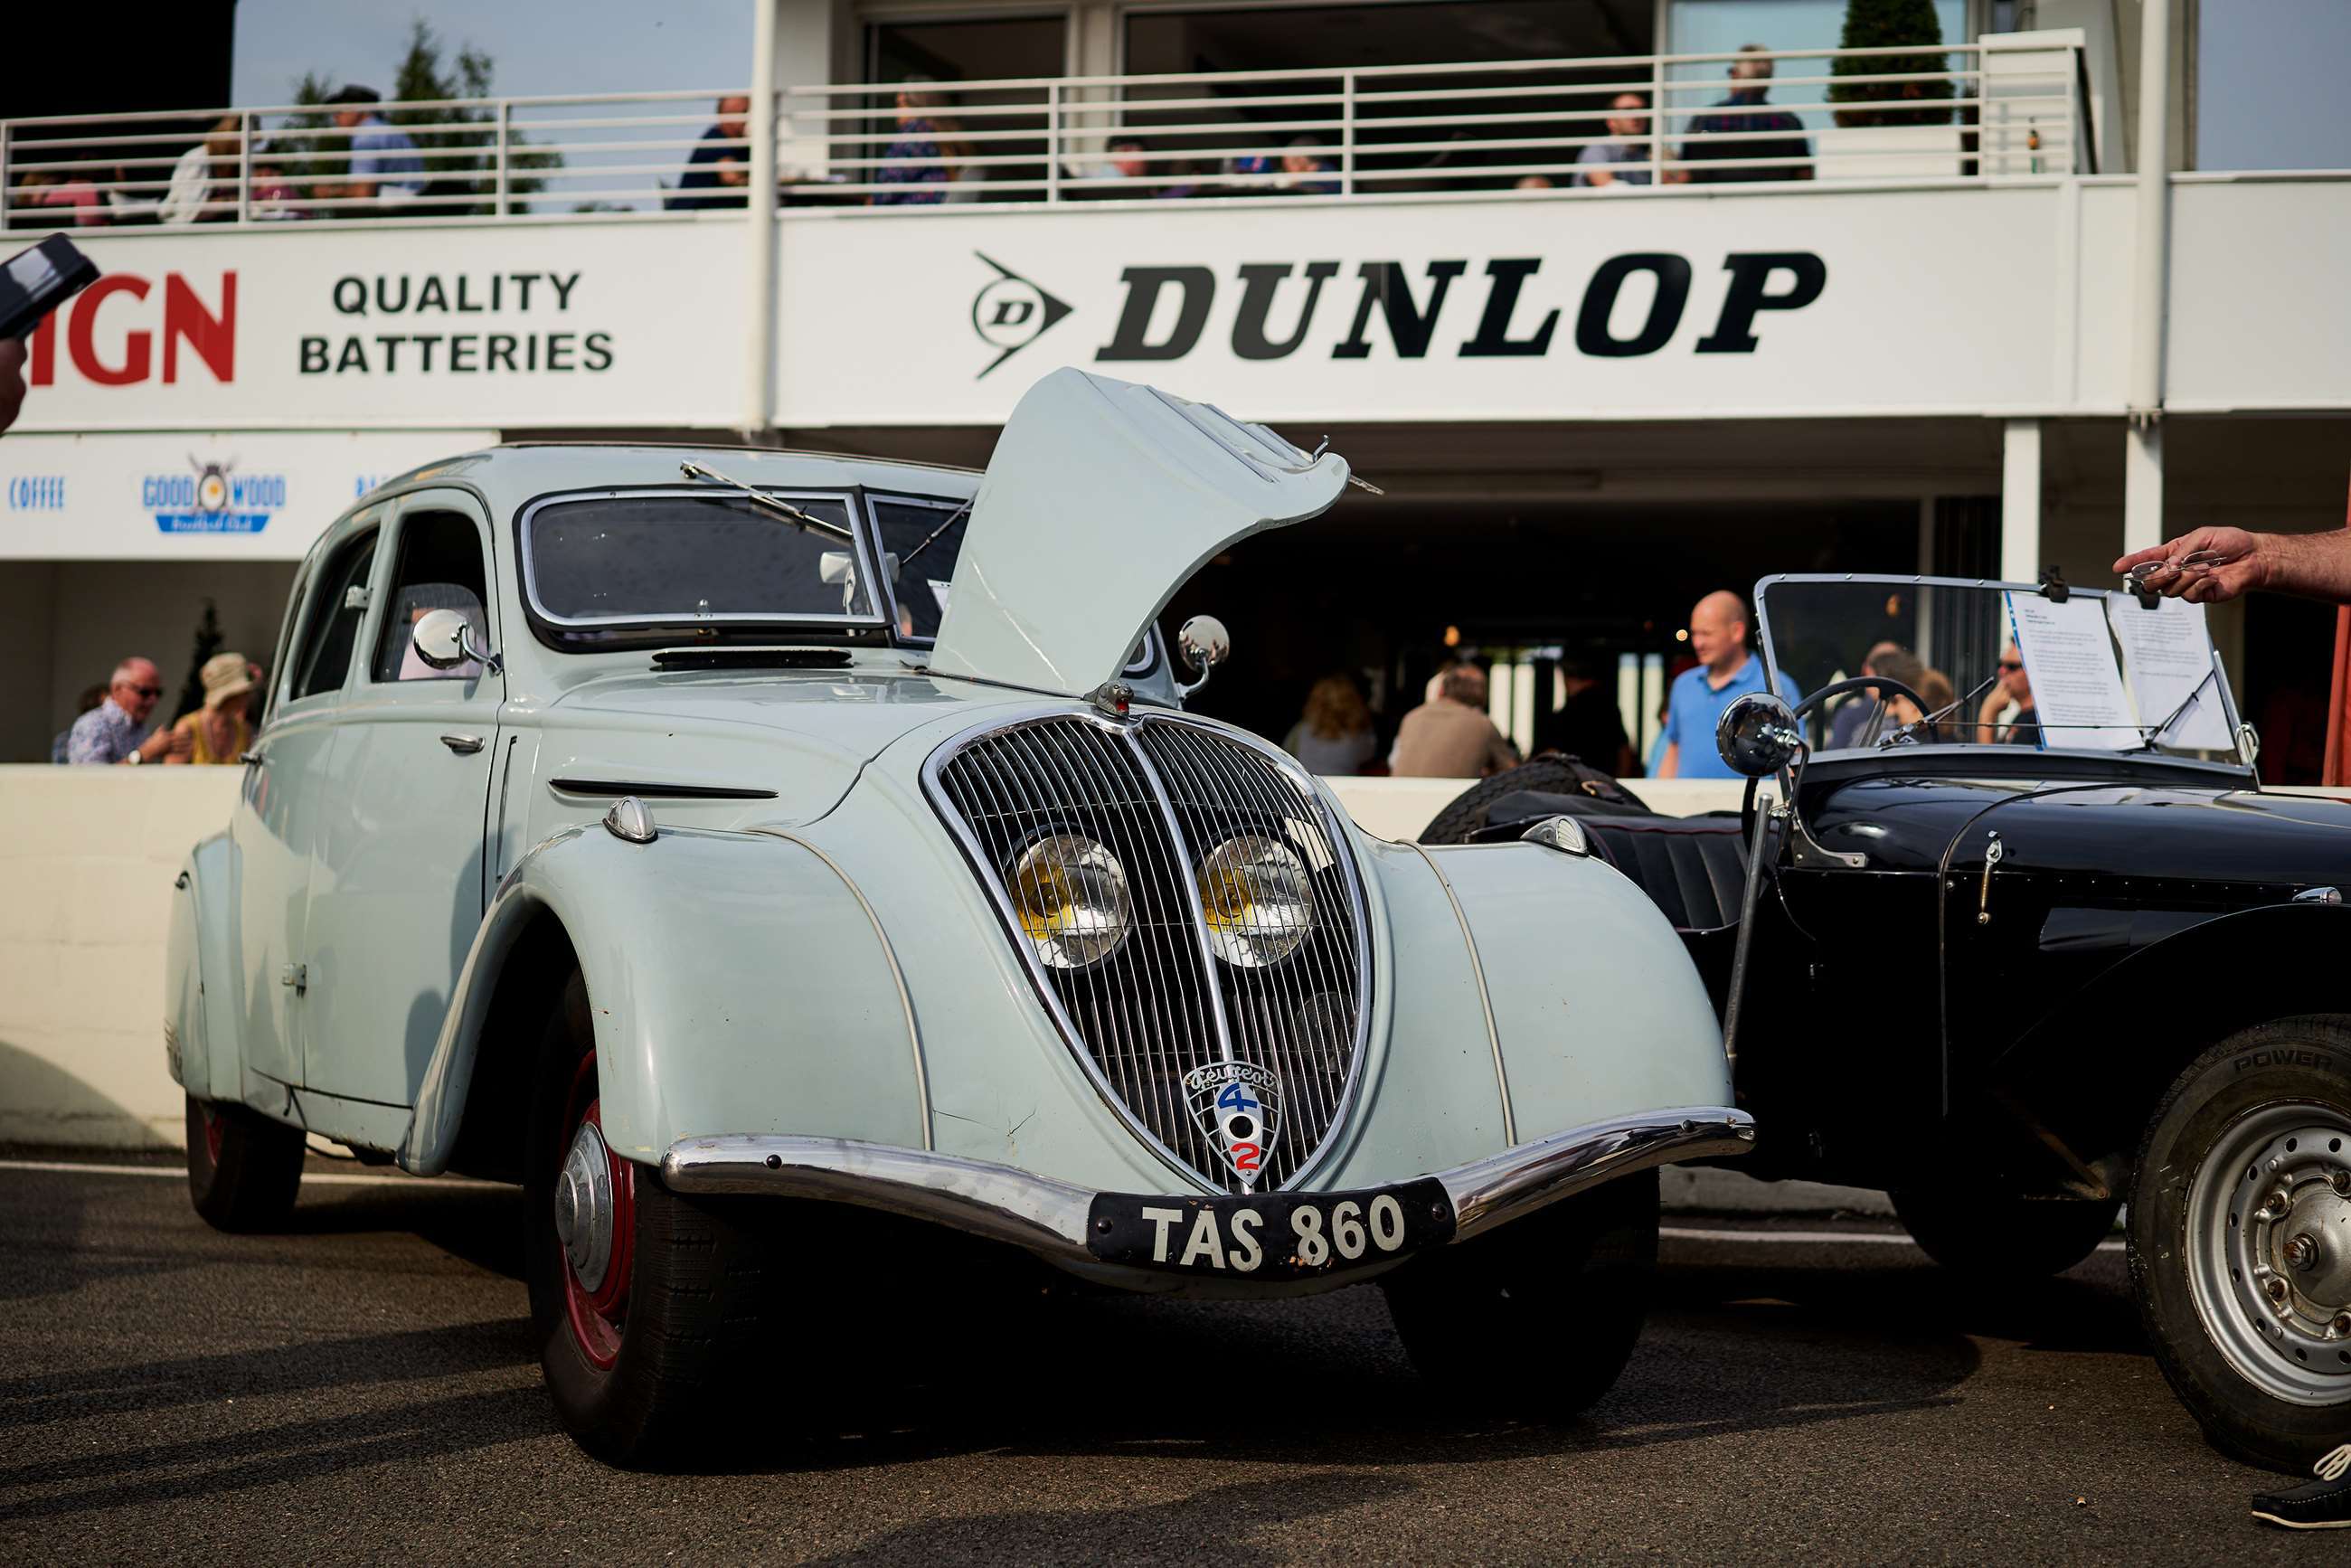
[2003,590,2139,750]
[2107,594,2233,751]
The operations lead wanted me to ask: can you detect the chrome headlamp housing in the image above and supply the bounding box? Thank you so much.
[1008,832,1132,968]
[1196,834,1316,968]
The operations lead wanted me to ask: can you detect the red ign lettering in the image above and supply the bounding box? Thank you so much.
[28,270,238,388]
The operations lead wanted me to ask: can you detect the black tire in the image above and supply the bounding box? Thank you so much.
[1419,759,1627,846]
[524,969,797,1466]
[1384,1168,1657,1414]
[184,1094,305,1233]
[2128,1017,2351,1472]
[1890,1187,2121,1278]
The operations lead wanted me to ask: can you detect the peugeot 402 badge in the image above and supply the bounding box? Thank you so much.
[1185,1062,1280,1187]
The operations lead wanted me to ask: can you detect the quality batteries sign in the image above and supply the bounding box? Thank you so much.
[0,430,495,559]
[13,224,742,432]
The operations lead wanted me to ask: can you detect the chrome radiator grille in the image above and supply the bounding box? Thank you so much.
[927,712,1370,1195]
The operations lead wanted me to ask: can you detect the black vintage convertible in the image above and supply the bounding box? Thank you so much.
[1428,573,2351,1470]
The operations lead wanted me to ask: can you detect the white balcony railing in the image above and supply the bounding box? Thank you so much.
[0,41,2090,231]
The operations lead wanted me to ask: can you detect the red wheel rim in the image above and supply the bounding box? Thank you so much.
[202,1102,225,1166]
[558,1052,635,1372]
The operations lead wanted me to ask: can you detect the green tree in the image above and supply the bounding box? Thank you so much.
[1827,0,1956,128]
[274,21,562,215]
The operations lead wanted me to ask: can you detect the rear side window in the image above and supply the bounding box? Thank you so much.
[288,530,379,702]
[373,510,491,682]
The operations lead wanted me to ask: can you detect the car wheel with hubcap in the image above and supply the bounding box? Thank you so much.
[1383,1168,1657,1414]
[524,968,793,1466]
[2130,1017,2351,1471]
[1890,1187,2120,1279]
[184,1094,305,1233]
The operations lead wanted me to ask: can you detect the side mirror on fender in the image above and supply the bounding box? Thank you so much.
[411,608,502,675]
[1175,614,1232,698]
[1716,692,1803,778]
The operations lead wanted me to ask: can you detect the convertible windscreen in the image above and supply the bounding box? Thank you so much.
[523,492,876,644]
[1758,576,2244,765]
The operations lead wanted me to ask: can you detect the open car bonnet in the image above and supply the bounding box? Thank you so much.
[929,369,1351,697]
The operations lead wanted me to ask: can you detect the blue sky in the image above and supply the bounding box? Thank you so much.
[229,0,2351,170]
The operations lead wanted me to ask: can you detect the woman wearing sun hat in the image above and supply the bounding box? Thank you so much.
[165,651,255,765]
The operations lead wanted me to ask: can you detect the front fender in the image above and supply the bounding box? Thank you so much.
[400,822,925,1175]
[165,832,240,1103]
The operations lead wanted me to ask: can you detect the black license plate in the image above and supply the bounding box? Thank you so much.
[1087,1178,1455,1280]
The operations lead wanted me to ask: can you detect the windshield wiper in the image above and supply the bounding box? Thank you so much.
[678,461,854,543]
[2133,665,2222,751]
[897,499,971,571]
[1881,670,2002,748]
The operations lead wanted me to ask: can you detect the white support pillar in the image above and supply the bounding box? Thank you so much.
[741,0,781,437]
[2001,419,2043,584]
[2124,419,2165,557]
[2123,0,2172,557]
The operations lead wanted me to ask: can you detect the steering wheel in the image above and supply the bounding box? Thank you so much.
[1792,675,1929,725]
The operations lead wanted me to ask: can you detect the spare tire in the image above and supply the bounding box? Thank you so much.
[1418,755,1650,845]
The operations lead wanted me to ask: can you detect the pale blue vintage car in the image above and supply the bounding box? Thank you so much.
[165,368,1749,1461]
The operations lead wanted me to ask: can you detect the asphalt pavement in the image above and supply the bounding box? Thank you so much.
[0,1154,2337,1564]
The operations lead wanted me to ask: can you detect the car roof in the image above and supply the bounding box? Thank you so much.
[360,442,981,516]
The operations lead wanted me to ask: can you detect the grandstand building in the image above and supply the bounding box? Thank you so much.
[4,0,2346,772]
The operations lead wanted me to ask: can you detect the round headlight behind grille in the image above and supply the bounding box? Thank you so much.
[1009,833,1132,968]
[1197,834,1316,968]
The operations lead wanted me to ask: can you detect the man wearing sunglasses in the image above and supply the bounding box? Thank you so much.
[1973,643,2040,746]
[64,657,193,765]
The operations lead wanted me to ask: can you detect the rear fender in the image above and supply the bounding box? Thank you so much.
[165,832,240,1103]
[400,822,924,1175]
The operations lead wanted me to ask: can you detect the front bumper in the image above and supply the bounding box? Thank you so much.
[662,1105,1754,1294]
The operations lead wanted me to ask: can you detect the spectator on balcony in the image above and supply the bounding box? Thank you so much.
[15,168,107,228]
[1515,174,1556,190]
[872,82,970,205]
[319,87,426,214]
[1575,92,1657,188]
[50,685,107,765]
[163,653,257,765]
[668,95,752,211]
[1679,44,1814,184]
[66,658,191,765]
[249,148,307,221]
[1281,137,1339,194]
[106,116,241,224]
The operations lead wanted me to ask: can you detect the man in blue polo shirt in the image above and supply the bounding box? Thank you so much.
[1658,589,1768,779]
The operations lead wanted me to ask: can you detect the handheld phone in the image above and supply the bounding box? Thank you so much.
[0,235,99,342]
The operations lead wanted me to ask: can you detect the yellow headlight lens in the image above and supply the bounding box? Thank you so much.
[1197,835,1315,968]
[1009,834,1131,969]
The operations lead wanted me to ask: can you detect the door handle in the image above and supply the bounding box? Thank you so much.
[1976,832,2004,926]
[440,733,486,755]
[279,963,307,995]
[238,751,266,767]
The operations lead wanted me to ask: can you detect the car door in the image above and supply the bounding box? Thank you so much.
[299,490,506,1110]
[232,513,382,1094]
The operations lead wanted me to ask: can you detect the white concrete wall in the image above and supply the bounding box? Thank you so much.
[0,766,1735,1150]
[0,766,241,1148]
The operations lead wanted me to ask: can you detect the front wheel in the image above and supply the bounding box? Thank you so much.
[2129,1017,2351,1471]
[1890,1187,2120,1279]
[524,970,798,1466]
[184,1095,305,1232]
[1383,1168,1657,1414]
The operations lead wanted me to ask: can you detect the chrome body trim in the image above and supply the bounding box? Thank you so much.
[1438,1106,1756,1242]
[1404,842,1515,1148]
[659,1105,1754,1292]
[919,705,1375,1195]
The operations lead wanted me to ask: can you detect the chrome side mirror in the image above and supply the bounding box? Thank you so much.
[1716,693,1803,778]
[1176,614,1231,698]
[411,608,502,675]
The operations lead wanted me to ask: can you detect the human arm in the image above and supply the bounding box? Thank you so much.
[0,338,24,433]
[1658,741,1680,779]
[2113,526,2351,607]
[1975,686,2011,746]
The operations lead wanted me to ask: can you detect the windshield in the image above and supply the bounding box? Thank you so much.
[870,494,967,641]
[1756,575,2244,766]
[521,489,876,647]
